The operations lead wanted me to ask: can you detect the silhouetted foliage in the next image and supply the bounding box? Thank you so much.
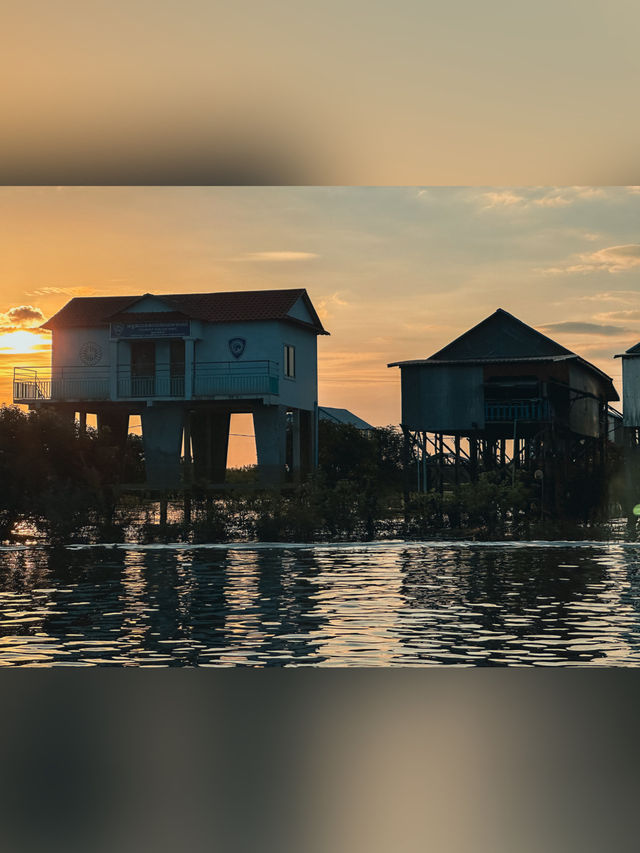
[0,405,144,543]
[319,421,403,490]
[0,405,627,544]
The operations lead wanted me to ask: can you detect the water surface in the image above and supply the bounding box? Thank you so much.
[1,541,639,666]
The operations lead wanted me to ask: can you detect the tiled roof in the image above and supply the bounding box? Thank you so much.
[41,289,328,334]
[108,311,190,323]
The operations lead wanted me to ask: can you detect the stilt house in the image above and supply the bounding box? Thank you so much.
[13,289,328,487]
[388,309,619,503]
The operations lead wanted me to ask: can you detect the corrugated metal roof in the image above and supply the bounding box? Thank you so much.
[41,289,329,334]
[388,308,618,400]
[319,407,374,430]
[615,341,640,357]
[428,309,573,361]
[388,355,577,367]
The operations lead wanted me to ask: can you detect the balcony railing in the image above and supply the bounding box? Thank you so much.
[13,368,110,402]
[194,361,279,397]
[485,399,550,422]
[117,374,185,398]
[13,361,280,403]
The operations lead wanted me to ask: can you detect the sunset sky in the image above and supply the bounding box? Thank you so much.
[1,186,639,462]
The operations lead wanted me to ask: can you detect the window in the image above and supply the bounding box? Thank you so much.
[284,344,296,378]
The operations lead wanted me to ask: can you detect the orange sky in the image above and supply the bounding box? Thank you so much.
[1,187,639,465]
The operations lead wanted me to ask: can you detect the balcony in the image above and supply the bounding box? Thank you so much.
[13,368,110,402]
[193,361,279,398]
[13,361,280,404]
[117,371,185,398]
[485,399,550,422]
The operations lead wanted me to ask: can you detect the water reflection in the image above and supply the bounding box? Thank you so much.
[1,543,640,665]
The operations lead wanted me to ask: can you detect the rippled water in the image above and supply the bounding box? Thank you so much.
[1,541,640,666]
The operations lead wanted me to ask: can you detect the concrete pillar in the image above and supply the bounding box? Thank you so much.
[313,401,319,468]
[210,413,230,482]
[624,427,637,532]
[291,409,302,481]
[97,410,129,450]
[300,409,313,476]
[253,404,287,485]
[50,405,75,425]
[141,405,185,488]
[191,410,231,483]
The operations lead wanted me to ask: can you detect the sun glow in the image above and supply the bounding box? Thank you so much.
[0,330,50,355]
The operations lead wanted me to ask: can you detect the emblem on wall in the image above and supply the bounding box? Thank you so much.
[79,341,104,366]
[228,337,246,359]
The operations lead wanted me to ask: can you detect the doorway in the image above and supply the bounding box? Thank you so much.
[131,341,156,396]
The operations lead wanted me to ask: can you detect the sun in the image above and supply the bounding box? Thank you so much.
[0,330,49,355]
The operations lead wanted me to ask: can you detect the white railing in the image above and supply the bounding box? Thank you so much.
[194,361,279,397]
[117,375,186,398]
[14,361,280,403]
[13,368,110,402]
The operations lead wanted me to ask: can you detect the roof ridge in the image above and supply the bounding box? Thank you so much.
[40,288,327,334]
[428,308,574,361]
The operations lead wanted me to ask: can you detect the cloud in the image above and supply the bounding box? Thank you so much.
[581,290,640,303]
[580,244,640,273]
[541,321,629,336]
[230,251,320,262]
[481,187,608,212]
[541,244,640,275]
[316,291,350,321]
[532,193,573,208]
[571,187,607,200]
[27,285,97,297]
[0,305,46,331]
[481,191,526,208]
[596,309,640,322]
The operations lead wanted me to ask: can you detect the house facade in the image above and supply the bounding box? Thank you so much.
[388,309,620,506]
[14,289,328,487]
[389,309,618,441]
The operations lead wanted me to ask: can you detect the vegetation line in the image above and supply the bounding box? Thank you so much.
[0,407,631,546]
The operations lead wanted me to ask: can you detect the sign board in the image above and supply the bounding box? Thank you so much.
[111,321,190,339]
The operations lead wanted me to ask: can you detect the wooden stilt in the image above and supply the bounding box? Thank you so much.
[184,411,192,486]
[159,497,168,527]
[454,435,460,486]
[469,437,478,481]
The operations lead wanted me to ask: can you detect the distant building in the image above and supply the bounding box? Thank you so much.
[318,406,374,431]
[388,308,619,503]
[13,289,328,487]
[616,342,640,435]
